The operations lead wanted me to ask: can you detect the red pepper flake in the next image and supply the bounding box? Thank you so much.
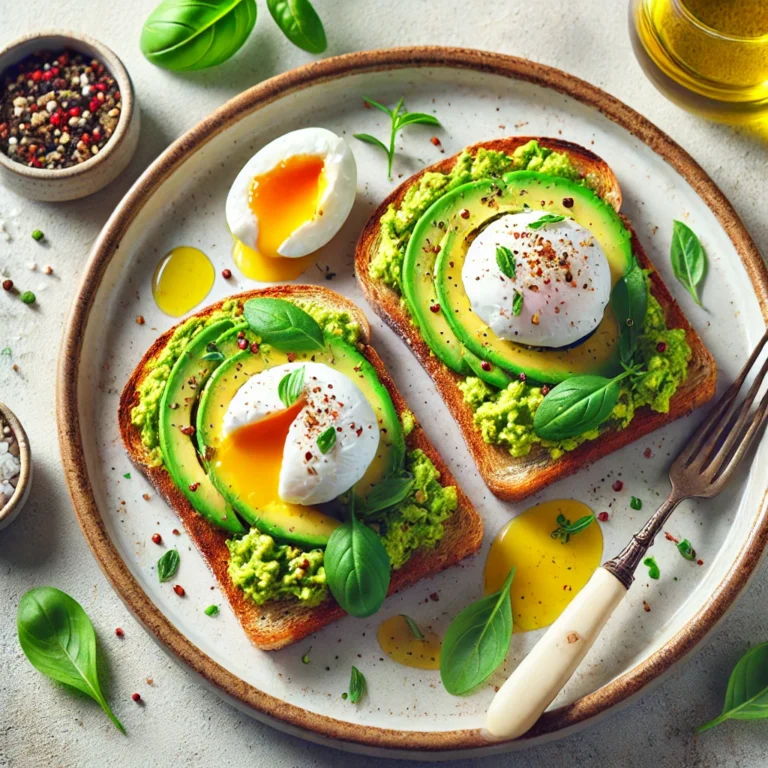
[287,352,296,362]
[250,342,260,354]
[173,584,185,597]
[519,372,527,382]
[237,330,245,339]
[237,337,248,350]
[178,425,195,436]
[597,511,609,522]
[643,447,653,459]
[656,341,667,353]
[430,136,441,146]
[562,197,574,208]
[188,482,199,492]
[222,268,232,279]
[664,531,679,544]
[697,559,704,566]
[541,385,550,396]
[459,208,470,219]
[2,279,13,291]
[643,600,651,613]
[136,315,145,325]
[612,480,624,492]
[429,303,441,313]
[429,592,439,602]
[172,528,181,536]
[115,627,124,638]
[305,451,313,461]
[132,693,142,703]
[481,361,491,371]
[151,533,162,545]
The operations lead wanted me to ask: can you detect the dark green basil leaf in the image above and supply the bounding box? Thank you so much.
[141,0,257,72]
[512,291,524,316]
[611,264,648,365]
[325,513,391,618]
[278,366,305,407]
[528,214,566,230]
[698,642,768,732]
[349,665,366,703]
[201,349,225,361]
[643,556,660,580]
[440,568,515,695]
[496,246,516,279]
[243,298,324,351]
[267,0,326,54]
[361,472,415,516]
[401,615,425,640]
[317,426,336,454]
[157,549,181,582]
[17,588,125,733]
[670,220,707,307]
[533,374,623,441]
[677,539,696,561]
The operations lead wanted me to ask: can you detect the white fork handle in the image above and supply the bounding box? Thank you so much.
[485,567,627,741]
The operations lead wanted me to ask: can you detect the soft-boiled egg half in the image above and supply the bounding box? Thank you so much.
[462,210,612,348]
[219,362,379,509]
[226,128,357,282]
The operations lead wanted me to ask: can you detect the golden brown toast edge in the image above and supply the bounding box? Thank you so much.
[354,138,717,501]
[118,285,483,651]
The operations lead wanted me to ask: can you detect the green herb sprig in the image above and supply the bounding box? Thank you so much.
[643,556,660,579]
[316,425,336,454]
[157,549,181,582]
[354,97,440,179]
[201,342,226,362]
[401,615,425,640]
[278,366,306,407]
[551,513,595,544]
[678,539,696,561]
[528,214,565,230]
[348,666,366,703]
[495,246,516,279]
[670,220,707,307]
[512,291,524,316]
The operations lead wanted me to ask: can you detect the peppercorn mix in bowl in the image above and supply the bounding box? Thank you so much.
[0,30,139,201]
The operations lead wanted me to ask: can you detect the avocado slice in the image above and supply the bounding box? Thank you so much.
[158,319,245,534]
[419,172,633,384]
[196,336,404,547]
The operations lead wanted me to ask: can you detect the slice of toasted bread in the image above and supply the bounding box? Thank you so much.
[118,285,483,650]
[355,137,717,501]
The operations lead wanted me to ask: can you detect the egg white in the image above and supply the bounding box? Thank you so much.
[222,362,379,506]
[225,127,357,259]
[461,210,612,348]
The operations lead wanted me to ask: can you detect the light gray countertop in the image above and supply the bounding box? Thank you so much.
[1,1,767,765]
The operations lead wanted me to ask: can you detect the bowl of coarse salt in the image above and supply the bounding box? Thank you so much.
[0,403,31,530]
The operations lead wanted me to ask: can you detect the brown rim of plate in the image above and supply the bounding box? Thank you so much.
[56,46,768,755]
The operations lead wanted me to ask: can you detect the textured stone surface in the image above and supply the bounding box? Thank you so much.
[1,1,767,765]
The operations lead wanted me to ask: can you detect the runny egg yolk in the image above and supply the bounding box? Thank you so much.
[484,499,603,632]
[233,154,327,282]
[152,246,215,317]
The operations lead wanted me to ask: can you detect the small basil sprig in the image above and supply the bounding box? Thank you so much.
[670,220,707,307]
[141,0,257,72]
[349,666,366,704]
[496,246,516,279]
[528,214,565,230]
[698,642,768,732]
[324,498,391,618]
[440,568,515,695]
[278,366,305,407]
[243,298,324,351]
[512,291,524,316]
[611,264,647,365]
[157,549,181,582]
[17,588,125,733]
[267,0,326,53]
[354,97,440,179]
[360,472,415,517]
[401,615,425,640]
[551,513,595,543]
[316,426,336,454]
[201,342,225,362]
[643,556,660,580]
[533,367,638,441]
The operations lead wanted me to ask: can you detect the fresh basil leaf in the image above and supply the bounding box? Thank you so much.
[17,588,125,733]
[698,642,768,732]
[612,264,648,365]
[496,246,516,279]
[401,615,425,640]
[512,291,524,316]
[140,0,257,72]
[440,567,515,695]
[528,214,566,230]
[157,549,181,583]
[349,666,366,704]
[670,220,707,307]
[643,556,660,580]
[317,426,336,454]
[677,539,696,561]
[243,298,324,351]
[267,0,326,53]
[362,472,415,516]
[325,513,391,618]
[533,374,624,441]
[278,366,305,407]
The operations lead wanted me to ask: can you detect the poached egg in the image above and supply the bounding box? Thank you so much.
[461,210,612,348]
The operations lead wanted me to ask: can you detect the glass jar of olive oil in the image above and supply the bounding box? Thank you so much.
[630,0,768,121]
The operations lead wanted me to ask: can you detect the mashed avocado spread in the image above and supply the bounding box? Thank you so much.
[370,141,587,291]
[458,277,691,459]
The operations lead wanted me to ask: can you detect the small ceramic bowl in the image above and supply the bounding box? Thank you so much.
[0,403,31,531]
[0,30,140,201]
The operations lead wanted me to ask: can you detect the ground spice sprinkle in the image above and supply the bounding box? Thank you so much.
[0,49,121,170]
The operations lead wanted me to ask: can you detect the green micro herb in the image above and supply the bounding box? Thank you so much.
[201,342,225,362]
[611,263,648,366]
[302,647,311,664]
[0,347,11,356]
[157,549,181,582]
[341,692,348,700]
[697,642,768,733]
[670,220,707,307]
[512,291,524,317]
[495,246,516,279]
[440,567,515,695]
[123,473,131,480]
[316,425,336,454]
[631,496,643,510]
[20,291,35,305]
[17,587,125,733]
[677,539,696,561]
[278,366,306,407]
[204,604,219,616]
[348,666,366,703]
[551,513,595,544]
[528,214,565,230]
[360,471,414,517]
[354,97,440,179]
[31,229,44,241]
[243,298,324,352]
[401,615,425,640]
[643,556,660,580]
[267,0,326,53]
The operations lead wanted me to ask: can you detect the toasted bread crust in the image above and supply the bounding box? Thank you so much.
[118,285,483,651]
[354,138,717,501]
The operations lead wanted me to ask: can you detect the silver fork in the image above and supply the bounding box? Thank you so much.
[486,329,768,741]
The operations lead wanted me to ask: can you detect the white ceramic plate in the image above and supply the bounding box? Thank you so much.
[58,48,768,758]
